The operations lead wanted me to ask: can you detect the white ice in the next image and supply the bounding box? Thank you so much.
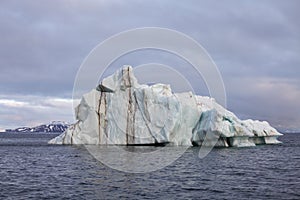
[49,66,282,147]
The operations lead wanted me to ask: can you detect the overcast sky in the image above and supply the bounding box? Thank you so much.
[0,0,299,132]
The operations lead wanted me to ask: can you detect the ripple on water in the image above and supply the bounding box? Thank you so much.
[0,133,299,199]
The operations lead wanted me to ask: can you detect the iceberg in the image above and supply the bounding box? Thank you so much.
[49,66,282,147]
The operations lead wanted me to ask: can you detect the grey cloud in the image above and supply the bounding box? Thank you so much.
[0,95,74,129]
[0,0,299,130]
[225,77,300,130]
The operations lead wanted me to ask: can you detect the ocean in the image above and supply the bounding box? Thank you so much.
[0,133,299,199]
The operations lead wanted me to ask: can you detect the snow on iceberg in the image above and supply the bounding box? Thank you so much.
[49,66,282,147]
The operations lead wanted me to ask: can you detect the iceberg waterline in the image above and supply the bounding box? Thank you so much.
[49,66,282,147]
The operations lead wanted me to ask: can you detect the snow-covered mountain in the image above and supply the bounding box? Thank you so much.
[5,121,70,133]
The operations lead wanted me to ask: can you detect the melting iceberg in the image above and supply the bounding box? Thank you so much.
[49,66,282,147]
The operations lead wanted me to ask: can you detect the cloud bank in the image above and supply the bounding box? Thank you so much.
[0,0,299,131]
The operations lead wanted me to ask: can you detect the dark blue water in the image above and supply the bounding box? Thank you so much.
[0,133,299,200]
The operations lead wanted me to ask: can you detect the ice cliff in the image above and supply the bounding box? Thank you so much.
[49,66,282,147]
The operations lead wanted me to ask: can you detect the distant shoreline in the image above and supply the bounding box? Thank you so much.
[0,132,62,134]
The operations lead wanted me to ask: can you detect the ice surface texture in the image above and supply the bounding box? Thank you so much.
[49,66,282,147]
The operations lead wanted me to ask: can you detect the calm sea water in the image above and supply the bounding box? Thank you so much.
[0,133,299,200]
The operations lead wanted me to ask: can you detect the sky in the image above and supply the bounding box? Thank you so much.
[0,0,299,132]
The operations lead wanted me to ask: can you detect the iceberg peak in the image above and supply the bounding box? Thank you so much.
[97,65,138,93]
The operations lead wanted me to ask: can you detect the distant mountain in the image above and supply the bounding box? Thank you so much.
[5,121,70,133]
